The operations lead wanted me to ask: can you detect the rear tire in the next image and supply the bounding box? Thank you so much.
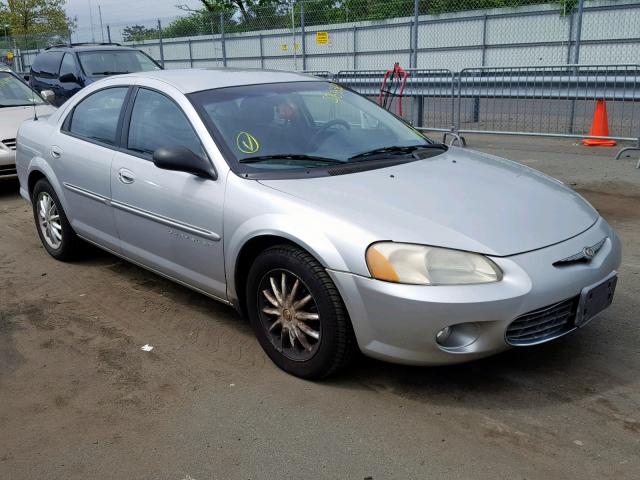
[246,244,356,379]
[32,179,81,261]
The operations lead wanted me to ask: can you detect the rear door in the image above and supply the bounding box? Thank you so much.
[110,87,226,299]
[53,86,130,251]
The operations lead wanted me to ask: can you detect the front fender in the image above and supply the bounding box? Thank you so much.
[223,176,375,303]
[226,213,352,301]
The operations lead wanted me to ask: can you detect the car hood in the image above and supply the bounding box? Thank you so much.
[0,104,56,140]
[258,148,599,257]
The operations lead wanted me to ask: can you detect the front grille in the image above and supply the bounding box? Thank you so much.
[2,138,17,150]
[506,296,579,346]
[0,164,17,176]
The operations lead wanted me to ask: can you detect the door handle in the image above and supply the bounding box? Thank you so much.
[50,146,62,159]
[118,168,136,184]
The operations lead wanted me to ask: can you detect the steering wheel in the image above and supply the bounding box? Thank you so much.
[310,119,351,145]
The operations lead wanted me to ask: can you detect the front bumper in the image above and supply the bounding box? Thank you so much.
[328,217,621,365]
[0,148,17,177]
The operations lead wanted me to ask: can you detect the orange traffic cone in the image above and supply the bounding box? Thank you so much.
[582,99,616,146]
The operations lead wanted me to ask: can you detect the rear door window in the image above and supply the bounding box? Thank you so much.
[66,87,128,145]
[31,51,64,79]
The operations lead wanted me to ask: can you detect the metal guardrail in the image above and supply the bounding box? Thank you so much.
[335,65,640,165]
[335,68,456,133]
[455,65,640,143]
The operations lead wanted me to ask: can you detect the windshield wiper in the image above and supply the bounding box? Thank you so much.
[91,71,131,75]
[0,103,38,107]
[348,144,444,161]
[239,154,343,164]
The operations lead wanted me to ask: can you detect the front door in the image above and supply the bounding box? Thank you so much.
[110,87,226,299]
[56,53,83,105]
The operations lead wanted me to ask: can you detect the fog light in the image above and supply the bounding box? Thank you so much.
[436,326,451,343]
[435,323,480,350]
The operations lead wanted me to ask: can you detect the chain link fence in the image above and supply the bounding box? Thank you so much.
[5,0,639,74]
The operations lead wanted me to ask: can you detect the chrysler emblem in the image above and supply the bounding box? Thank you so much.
[553,237,607,266]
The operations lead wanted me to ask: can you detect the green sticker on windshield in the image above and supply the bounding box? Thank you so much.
[236,131,260,154]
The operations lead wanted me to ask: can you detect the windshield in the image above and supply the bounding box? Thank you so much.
[0,72,44,107]
[189,81,441,173]
[78,50,160,77]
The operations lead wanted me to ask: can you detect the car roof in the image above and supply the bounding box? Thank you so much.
[45,44,139,53]
[121,68,324,94]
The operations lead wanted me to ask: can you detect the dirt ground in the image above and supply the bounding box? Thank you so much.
[1,136,639,479]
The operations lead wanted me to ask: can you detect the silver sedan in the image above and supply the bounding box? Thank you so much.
[15,69,621,378]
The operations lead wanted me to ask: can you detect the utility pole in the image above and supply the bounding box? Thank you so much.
[291,4,297,70]
[157,19,165,68]
[412,0,419,68]
[88,0,96,43]
[300,2,306,71]
[98,5,105,43]
[220,14,227,67]
[572,0,585,64]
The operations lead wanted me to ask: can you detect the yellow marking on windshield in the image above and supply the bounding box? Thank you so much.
[323,83,344,104]
[236,131,260,154]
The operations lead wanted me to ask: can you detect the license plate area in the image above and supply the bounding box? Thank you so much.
[577,274,617,327]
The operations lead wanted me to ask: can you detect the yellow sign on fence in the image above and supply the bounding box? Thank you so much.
[281,43,300,52]
[316,31,329,45]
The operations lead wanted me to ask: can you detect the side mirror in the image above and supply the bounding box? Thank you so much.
[59,72,78,83]
[152,146,216,180]
[40,90,55,104]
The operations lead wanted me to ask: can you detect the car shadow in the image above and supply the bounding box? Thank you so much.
[0,177,20,199]
[325,320,633,410]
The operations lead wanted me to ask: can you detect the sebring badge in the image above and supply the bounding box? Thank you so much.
[553,238,607,266]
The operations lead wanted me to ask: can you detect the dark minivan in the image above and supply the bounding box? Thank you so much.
[30,43,161,106]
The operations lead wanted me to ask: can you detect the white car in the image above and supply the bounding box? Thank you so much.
[0,65,55,178]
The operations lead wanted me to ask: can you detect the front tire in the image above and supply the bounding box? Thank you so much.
[246,244,356,379]
[32,179,81,261]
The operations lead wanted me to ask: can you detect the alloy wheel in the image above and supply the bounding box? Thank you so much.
[257,269,321,361]
[37,192,62,249]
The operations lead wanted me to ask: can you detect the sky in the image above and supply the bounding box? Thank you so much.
[65,0,202,41]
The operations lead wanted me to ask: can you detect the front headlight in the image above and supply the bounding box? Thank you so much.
[366,242,502,285]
